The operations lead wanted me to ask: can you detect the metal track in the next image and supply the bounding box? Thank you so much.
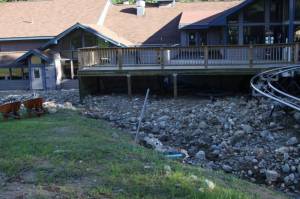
[250,65,300,111]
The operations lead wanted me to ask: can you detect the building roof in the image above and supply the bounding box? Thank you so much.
[0,0,245,46]
[0,0,106,39]
[104,1,242,45]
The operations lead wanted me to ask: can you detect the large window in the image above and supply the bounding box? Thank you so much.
[296,0,300,21]
[244,0,265,23]
[270,25,288,43]
[244,26,265,44]
[270,0,288,22]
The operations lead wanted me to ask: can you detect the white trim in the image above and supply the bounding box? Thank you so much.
[0,36,54,41]
[97,0,111,27]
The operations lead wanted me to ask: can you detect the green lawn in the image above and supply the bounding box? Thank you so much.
[0,111,288,199]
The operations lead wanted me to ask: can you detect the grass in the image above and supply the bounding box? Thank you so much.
[0,111,288,199]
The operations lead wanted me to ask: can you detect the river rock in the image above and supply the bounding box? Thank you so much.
[265,170,280,183]
[195,150,206,161]
[282,164,290,173]
[286,137,298,146]
[222,164,233,173]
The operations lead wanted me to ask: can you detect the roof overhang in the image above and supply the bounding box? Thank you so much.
[40,23,127,50]
[0,36,54,42]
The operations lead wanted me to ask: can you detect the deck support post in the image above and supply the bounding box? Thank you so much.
[294,43,299,63]
[127,74,132,98]
[70,59,75,79]
[173,73,178,98]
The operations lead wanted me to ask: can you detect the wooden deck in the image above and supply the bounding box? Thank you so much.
[77,43,299,76]
[77,44,300,98]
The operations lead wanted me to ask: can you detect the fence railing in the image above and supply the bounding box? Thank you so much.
[78,43,299,69]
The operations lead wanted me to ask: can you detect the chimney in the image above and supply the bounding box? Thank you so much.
[136,0,145,16]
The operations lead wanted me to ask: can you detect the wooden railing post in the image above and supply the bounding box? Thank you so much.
[160,47,164,69]
[294,43,299,64]
[248,44,253,68]
[204,46,208,68]
[118,48,123,70]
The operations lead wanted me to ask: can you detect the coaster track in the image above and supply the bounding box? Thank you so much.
[250,65,300,111]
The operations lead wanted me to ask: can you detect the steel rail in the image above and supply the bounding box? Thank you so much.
[250,65,300,111]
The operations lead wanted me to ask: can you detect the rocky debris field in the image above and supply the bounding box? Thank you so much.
[1,90,300,195]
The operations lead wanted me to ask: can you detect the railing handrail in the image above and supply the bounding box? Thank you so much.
[78,43,296,51]
[78,43,300,69]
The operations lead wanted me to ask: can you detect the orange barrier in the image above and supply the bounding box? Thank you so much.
[0,101,21,120]
[23,98,45,117]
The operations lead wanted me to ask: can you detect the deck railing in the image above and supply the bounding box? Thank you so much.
[78,43,299,69]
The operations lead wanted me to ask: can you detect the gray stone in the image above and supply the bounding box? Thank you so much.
[286,137,298,146]
[230,130,246,144]
[265,170,280,182]
[199,121,208,129]
[293,112,300,120]
[222,164,233,173]
[283,174,295,185]
[282,164,290,173]
[195,150,206,160]
[158,115,170,121]
[241,124,253,134]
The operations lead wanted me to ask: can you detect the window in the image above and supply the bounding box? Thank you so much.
[244,26,265,44]
[23,67,29,80]
[34,68,40,79]
[270,26,288,43]
[270,0,288,22]
[228,26,239,45]
[188,33,196,46]
[70,32,82,50]
[0,68,9,80]
[84,32,98,47]
[296,0,300,21]
[243,0,265,23]
[11,68,23,80]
